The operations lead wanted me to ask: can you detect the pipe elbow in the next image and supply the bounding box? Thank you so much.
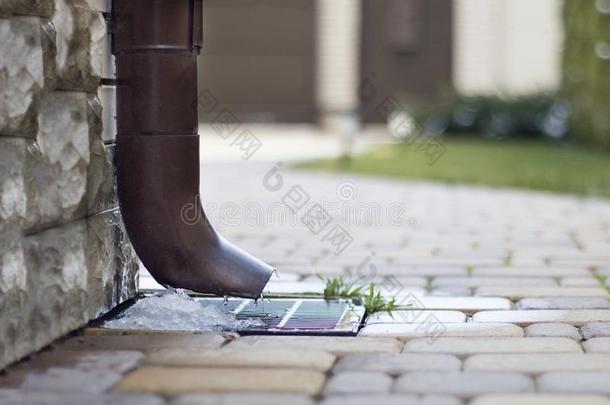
[116,135,273,298]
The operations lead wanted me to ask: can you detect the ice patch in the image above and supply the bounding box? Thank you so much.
[103,289,265,332]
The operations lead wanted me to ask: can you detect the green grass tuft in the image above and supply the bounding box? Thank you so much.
[318,275,397,315]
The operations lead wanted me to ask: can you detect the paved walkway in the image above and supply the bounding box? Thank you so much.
[2,132,610,404]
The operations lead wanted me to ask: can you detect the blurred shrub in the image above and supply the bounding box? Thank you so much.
[410,92,570,140]
[562,0,610,147]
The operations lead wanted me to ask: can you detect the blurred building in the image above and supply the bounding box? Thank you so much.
[199,0,562,127]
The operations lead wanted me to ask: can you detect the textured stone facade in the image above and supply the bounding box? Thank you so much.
[0,0,138,369]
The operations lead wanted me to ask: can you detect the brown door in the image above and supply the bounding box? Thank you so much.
[360,0,453,122]
[199,0,316,123]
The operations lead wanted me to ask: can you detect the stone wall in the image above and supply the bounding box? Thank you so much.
[0,0,138,369]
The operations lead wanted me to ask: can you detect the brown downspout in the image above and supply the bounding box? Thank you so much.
[112,0,273,298]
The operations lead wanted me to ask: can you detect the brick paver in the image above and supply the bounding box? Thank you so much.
[323,372,393,395]
[403,337,581,354]
[333,353,461,374]
[146,348,336,371]
[393,371,534,397]
[464,353,610,373]
[524,323,582,340]
[471,394,610,405]
[115,367,326,395]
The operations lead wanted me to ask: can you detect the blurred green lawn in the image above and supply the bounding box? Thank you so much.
[301,137,610,199]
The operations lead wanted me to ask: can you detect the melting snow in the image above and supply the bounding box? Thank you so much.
[103,289,265,332]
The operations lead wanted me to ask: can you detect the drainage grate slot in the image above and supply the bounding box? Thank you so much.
[97,294,365,336]
[199,297,364,335]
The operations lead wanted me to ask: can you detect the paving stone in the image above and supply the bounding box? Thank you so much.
[581,322,610,339]
[0,350,143,388]
[115,367,325,396]
[394,371,534,397]
[172,393,314,405]
[470,394,610,405]
[20,367,123,393]
[59,333,227,353]
[537,372,610,395]
[464,354,610,373]
[472,310,610,326]
[524,323,582,340]
[432,277,557,288]
[0,390,164,405]
[472,267,590,278]
[390,296,512,314]
[366,310,467,325]
[403,337,581,355]
[0,17,49,137]
[429,287,472,297]
[145,348,335,371]
[360,323,523,338]
[52,0,106,91]
[476,286,608,299]
[318,395,462,405]
[516,298,610,310]
[26,91,100,232]
[226,336,402,354]
[560,277,601,287]
[583,338,610,353]
[333,353,461,374]
[324,372,393,395]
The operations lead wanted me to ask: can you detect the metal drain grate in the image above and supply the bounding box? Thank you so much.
[197,297,365,335]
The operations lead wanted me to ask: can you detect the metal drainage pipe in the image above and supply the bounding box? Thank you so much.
[112,0,273,298]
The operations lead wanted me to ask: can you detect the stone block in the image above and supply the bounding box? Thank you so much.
[0,17,54,137]
[25,91,110,231]
[52,0,105,92]
[1,211,138,369]
[98,85,116,142]
[5,0,55,17]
